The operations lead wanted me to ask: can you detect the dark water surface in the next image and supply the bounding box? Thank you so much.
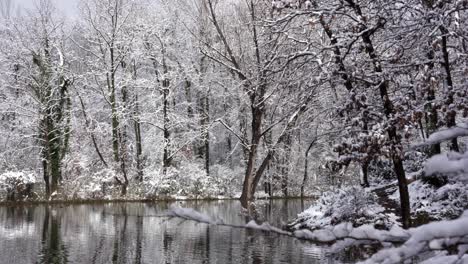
[0,199,373,264]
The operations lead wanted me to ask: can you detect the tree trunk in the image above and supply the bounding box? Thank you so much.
[119,87,129,196]
[361,162,370,188]
[223,88,233,168]
[393,154,411,229]
[240,105,264,208]
[203,94,210,176]
[198,90,210,175]
[42,157,50,197]
[134,94,143,182]
[424,48,441,156]
[132,63,144,182]
[46,110,61,195]
[184,79,194,119]
[77,93,108,167]
[440,26,459,152]
[162,77,171,174]
[109,44,120,162]
[345,0,411,228]
[301,140,315,198]
[281,134,292,197]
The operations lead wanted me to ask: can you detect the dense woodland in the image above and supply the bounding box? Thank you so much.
[1,0,468,263]
[0,0,467,232]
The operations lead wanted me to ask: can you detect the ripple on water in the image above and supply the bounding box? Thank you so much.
[0,200,371,264]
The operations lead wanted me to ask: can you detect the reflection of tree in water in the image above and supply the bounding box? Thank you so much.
[0,200,373,264]
[37,207,68,264]
[111,205,129,264]
[3,206,36,228]
[335,244,382,263]
[134,215,143,264]
[163,227,174,264]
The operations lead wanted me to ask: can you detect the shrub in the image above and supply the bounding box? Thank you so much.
[0,171,37,201]
[290,186,392,230]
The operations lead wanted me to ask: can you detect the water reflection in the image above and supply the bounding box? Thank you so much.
[38,207,68,264]
[0,200,372,264]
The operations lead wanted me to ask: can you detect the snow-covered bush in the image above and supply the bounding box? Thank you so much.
[368,159,395,185]
[165,162,211,197]
[360,210,468,264]
[141,162,241,199]
[290,186,392,230]
[0,171,37,201]
[391,180,468,220]
[404,151,426,173]
[65,168,118,200]
[367,151,424,186]
[424,151,468,183]
[210,164,241,197]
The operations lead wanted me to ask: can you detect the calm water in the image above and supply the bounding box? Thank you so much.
[0,200,374,264]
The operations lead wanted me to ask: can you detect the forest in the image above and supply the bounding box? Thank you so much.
[0,0,467,263]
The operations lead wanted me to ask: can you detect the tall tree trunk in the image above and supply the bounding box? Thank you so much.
[222,87,233,168]
[196,53,210,175]
[201,92,210,176]
[344,0,411,228]
[119,87,129,196]
[34,47,69,197]
[134,93,143,182]
[77,93,108,167]
[109,46,120,163]
[42,152,50,197]
[361,162,370,188]
[240,105,264,208]
[281,134,292,197]
[440,26,459,152]
[148,50,171,175]
[250,100,310,200]
[423,48,441,156]
[184,79,194,119]
[301,139,316,198]
[131,63,144,182]
[162,77,171,174]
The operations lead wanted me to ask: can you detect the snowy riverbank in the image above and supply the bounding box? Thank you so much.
[289,179,468,232]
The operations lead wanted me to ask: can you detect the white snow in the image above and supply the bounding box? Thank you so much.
[390,179,468,219]
[166,206,295,238]
[424,125,468,146]
[245,220,290,235]
[412,123,468,153]
[294,229,336,242]
[360,211,468,264]
[290,186,392,230]
[420,254,468,264]
[424,151,468,181]
[167,205,220,224]
[0,171,36,197]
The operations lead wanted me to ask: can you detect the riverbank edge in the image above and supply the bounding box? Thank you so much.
[0,195,316,207]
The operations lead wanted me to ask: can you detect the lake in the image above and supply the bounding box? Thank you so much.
[0,199,375,263]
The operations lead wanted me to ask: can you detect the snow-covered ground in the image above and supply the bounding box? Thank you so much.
[391,179,468,220]
[288,186,397,231]
[290,128,468,263]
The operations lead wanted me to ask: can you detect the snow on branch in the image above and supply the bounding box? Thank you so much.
[167,206,408,243]
[167,205,222,225]
[360,211,468,264]
[424,151,468,181]
[166,206,290,235]
[411,123,468,181]
[413,123,468,149]
[167,206,468,263]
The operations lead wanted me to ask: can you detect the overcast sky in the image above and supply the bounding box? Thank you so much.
[15,0,79,18]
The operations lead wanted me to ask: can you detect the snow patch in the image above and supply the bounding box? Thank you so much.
[290,186,392,230]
